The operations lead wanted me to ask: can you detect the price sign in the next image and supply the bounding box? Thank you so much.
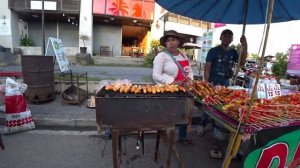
[257,83,266,99]
[266,83,281,99]
[266,83,274,99]
[273,84,281,97]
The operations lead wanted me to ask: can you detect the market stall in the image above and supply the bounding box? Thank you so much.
[155,0,300,167]
[187,80,300,167]
[95,84,192,168]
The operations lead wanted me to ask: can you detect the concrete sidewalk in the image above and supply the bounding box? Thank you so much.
[0,95,97,130]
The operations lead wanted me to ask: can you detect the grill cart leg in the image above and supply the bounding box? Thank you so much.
[118,134,122,163]
[141,131,145,155]
[154,130,161,161]
[0,134,4,150]
[165,128,175,168]
[101,129,111,157]
[112,129,120,168]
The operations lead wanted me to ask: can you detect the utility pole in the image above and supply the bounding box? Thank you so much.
[42,0,45,55]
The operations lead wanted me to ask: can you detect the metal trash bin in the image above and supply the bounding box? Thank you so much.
[21,55,55,103]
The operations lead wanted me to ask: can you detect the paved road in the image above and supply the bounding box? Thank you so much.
[1,64,154,83]
[0,63,202,83]
[0,127,243,168]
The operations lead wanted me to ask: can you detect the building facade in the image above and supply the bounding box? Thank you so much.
[0,0,211,60]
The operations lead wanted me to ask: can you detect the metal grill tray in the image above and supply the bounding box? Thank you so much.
[96,87,192,128]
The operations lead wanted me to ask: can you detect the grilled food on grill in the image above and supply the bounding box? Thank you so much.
[105,84,185,94]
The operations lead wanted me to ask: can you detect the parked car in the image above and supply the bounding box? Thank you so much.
[245,60,257,69]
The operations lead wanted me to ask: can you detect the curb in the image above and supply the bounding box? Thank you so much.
[0,116,97,130]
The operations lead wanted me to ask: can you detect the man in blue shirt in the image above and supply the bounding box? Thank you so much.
[199,29,248,158]
[205,29,248,86]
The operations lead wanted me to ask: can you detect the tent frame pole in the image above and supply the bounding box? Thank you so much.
[222,0,275,167]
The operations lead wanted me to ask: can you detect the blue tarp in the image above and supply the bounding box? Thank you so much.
[155,0,300,24]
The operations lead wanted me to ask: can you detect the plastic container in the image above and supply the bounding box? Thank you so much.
[262,77,270,84]
[270,78,278,84]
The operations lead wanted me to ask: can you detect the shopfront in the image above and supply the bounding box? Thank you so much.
[93,0,154,57]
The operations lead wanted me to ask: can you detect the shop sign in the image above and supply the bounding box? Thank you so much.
[31,1,57,10]
[93,0,154,20]
[45,37,71,72]
[200,30,213,63]
[287,44,300,77]
[244,129,300,168]
[0,18,11,35]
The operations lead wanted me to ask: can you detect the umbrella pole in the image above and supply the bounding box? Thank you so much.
[223,0,275,168]
[233,0,248,85]
[244,0,274,130]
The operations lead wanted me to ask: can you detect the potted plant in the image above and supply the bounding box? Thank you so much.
[19,36,33,46]
[79,34,89,54]
[271,52,288,83]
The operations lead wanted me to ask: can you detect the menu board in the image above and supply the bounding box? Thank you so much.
[45,37,71,72]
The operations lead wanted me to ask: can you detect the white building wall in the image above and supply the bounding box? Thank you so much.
[152,3,205,50]
[165,22,204,37]
[150,3,166,41]
[79,0,93,54]
[0,0,13,48]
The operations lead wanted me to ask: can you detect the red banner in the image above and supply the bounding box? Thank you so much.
[214,23,226,28]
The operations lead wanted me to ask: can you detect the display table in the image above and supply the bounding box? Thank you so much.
[195,101,300,168]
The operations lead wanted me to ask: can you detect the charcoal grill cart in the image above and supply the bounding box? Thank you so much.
[96,87,191,168]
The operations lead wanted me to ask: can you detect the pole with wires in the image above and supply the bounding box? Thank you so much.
[42,0,45,56]
[233,0,248,85]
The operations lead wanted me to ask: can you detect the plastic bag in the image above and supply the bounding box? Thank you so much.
[4,78,35,134]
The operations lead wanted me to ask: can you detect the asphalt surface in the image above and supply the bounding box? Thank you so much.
[0,61,243,168]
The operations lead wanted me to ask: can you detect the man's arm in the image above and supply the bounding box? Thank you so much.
[239,35,248,66]
[204,62,212,82]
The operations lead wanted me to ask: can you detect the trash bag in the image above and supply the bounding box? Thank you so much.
[4,78,35,134]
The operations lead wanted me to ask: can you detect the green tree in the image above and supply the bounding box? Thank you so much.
[272,52,289,79]
[249,53,259,60]
[230,44,242,54]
